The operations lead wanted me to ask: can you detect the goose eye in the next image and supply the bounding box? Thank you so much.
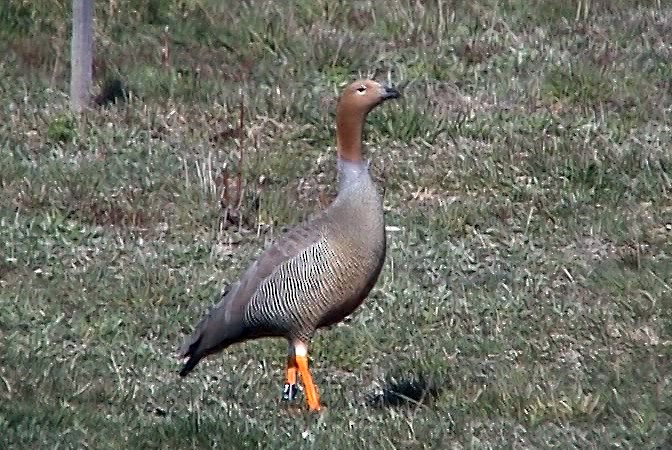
[355,86,367,95]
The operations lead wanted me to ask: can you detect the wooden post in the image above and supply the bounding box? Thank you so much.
[70,0,94,113]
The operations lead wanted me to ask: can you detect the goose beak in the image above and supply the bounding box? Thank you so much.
[381,85,401,100]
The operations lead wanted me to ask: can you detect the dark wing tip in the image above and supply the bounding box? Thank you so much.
[178,355,201,377]
[177,334,203,377]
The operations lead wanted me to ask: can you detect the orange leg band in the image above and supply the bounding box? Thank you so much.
[295,355,321,412]
[282,356,299,401]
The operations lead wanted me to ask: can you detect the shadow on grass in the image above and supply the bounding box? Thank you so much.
[366,371,447,409]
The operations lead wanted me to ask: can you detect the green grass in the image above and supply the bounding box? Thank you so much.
[2,0,672,448]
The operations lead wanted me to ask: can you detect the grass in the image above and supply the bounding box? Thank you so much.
[2,0,672,448]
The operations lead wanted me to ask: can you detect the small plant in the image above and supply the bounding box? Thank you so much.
[46,115,76,143]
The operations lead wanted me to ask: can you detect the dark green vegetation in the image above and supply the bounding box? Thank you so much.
[2,0,672,448]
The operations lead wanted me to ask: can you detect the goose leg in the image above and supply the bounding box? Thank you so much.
[282,355,299,401]
[296,355,321,411]
[292,341,321,412]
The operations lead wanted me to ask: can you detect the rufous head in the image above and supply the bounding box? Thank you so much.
[335,79,400,161]
[338,79,400,114]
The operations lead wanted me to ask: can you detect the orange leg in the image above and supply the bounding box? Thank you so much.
[282,356,299,401]
[295,355,321,412]
[285,357,298,385]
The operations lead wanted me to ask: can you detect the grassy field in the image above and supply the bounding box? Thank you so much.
[2,0,672,448]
